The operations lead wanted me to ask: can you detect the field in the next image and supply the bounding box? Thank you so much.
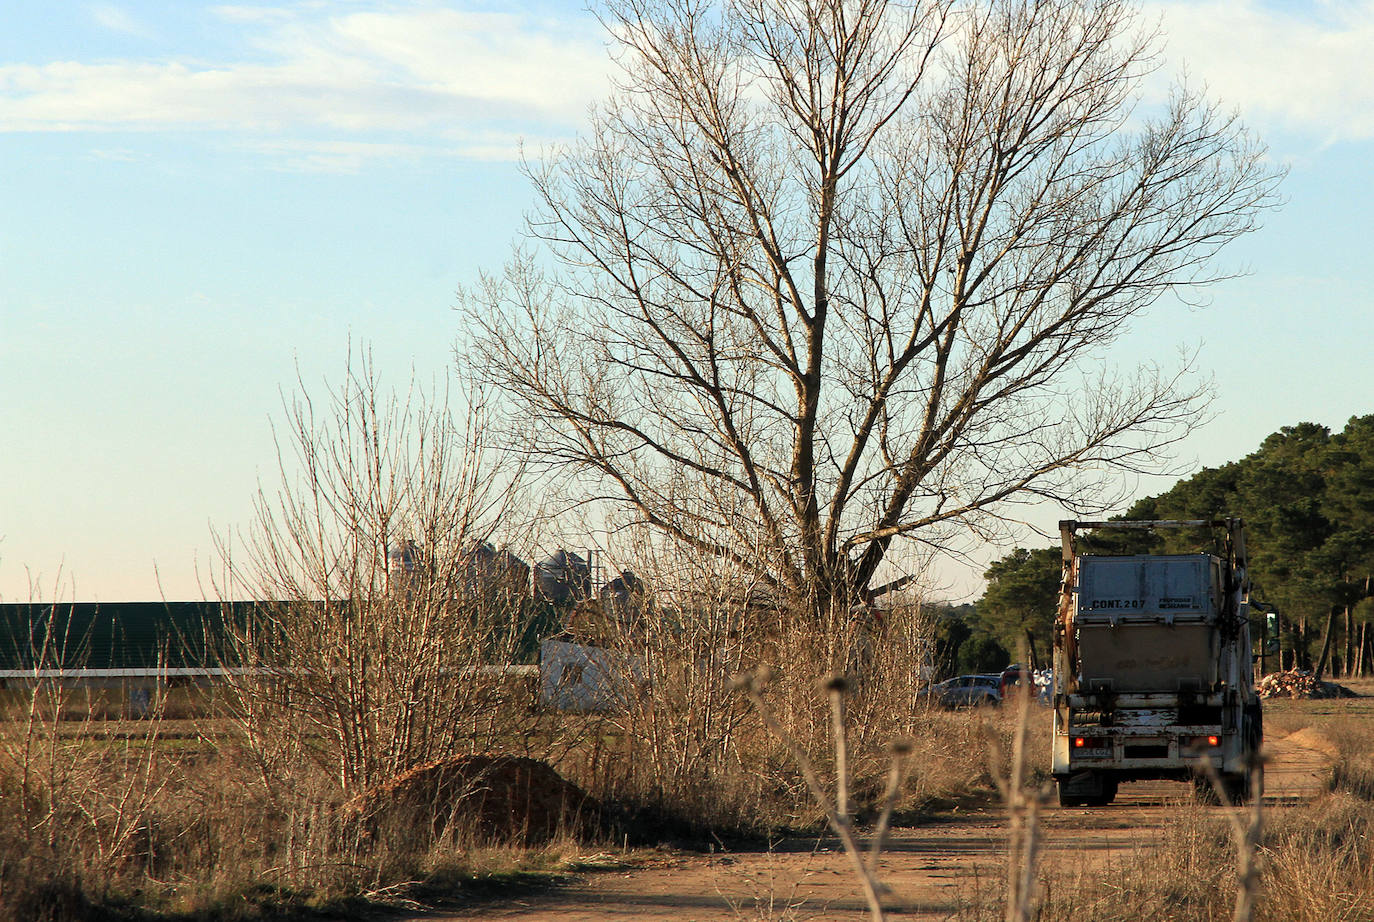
[410,681,1374,921]
[3,677,1372,921]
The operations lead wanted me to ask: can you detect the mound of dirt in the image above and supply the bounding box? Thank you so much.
[1257,669,1358,700]
[1283,727,1341,758]
[344,755,598,845]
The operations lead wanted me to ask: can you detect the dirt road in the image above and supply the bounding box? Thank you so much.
[426,730,1334,921]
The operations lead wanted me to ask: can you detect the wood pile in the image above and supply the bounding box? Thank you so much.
[1256,669,1358,700]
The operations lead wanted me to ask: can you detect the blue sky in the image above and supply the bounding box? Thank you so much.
[2,0,1371,602]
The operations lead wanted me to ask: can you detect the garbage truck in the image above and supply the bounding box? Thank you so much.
[1051,519,1262,806]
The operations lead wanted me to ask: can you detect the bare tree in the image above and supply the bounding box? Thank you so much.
[464,0,1283,620]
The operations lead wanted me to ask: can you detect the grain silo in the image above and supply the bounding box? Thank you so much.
[534,550,592,604]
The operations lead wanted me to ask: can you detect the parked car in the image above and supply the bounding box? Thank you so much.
[998,663,1054,705]
[999,663,1026,698]
[931,674,1002,708]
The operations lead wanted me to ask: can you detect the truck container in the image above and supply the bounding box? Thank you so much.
[1051,519,1262,806]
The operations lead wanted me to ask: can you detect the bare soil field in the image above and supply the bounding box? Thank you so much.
[422,726,1337,921]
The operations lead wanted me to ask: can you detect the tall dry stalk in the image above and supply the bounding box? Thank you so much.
[985,684,1053,922]
[1196,751,1266,922]
[735,667,913,922]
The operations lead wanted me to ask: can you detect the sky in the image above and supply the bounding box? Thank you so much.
[1,0,1371,603]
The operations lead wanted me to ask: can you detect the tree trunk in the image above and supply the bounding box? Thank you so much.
[1358,621,1367,677]
[1314,607,1339,682]
[1357,621,1368,678]
[1344,605,1354,678]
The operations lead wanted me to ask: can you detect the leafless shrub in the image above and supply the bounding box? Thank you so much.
[212,351,545,801]
[588,546,765,828]
[195,350,577,904]
[580,532,946,837]
[0,602,171,917]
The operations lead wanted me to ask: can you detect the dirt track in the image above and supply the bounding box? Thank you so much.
[427,730,1334,921]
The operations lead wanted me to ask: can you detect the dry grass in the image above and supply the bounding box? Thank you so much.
[0,721,600,921]
[0,610,597,922]
[1029,811,1235,921]
[990,685,1374,922]
[579,592,1038,841]
[0,608,1033,920]
[1031,789,1374,922]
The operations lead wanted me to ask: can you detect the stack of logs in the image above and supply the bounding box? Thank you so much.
[1256,669,1357,700]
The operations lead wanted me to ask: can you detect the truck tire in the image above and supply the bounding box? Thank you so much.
[1229,704,1265,803]
[1247,704,1264,748]
[1089,777,1119,806]
[1228,766,1263,804]
[1194,773,1250,804]
[1056,778,1083,807]
[1057,773,1116,807]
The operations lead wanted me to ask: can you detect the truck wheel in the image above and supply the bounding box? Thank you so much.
[1220,774,1246,804]
[1057,773,1114,807]
[1228,768,1262,804]
[1194,773,1249,804]
[1247,704,1264,748]
[1088,777,1119,806]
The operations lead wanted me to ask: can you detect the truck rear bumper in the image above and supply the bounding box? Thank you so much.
[1054,717,1243,775]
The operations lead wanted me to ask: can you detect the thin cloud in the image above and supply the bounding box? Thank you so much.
[26,2,1365,159]
[87,147,145,162]
[90,3,154,38]
[236,138,436,173]
[1148,0,1374,143]
[211,5,297,25]
[0,5,612,159]
[234,136,518,172]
